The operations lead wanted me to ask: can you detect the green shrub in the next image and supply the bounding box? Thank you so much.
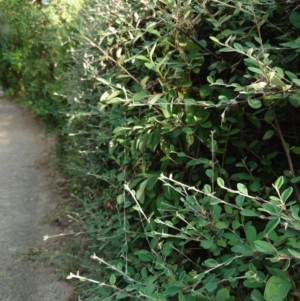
[62,0,300,300]
[0,0,83,126]
[3,0,300,300]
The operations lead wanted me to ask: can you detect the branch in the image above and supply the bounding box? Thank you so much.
[273,110,300,204]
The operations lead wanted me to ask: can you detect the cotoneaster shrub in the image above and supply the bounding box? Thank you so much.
[2,0,300,300]
[61,0,300,300]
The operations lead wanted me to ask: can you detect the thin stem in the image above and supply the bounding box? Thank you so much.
[272,110,300,204]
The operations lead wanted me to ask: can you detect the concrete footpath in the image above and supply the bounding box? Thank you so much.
[0,97,72,301]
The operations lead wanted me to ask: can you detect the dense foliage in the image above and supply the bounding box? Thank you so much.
[0,0,82,126]
[2,0,300,300]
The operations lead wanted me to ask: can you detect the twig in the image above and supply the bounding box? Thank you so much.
[273,110,300,204]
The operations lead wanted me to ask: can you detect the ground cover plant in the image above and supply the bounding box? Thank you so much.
[2,0,300,300]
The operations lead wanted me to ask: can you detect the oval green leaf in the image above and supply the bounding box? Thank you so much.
[264,218,280,235]
[248,98,262,109]
[109,274,116,286]
[263,130,275,140]
[281,187,293,202]
[274,176,284,190]
[264,276,291,301]
[237,183,248,195]
[290,12,300,29]
[289,92,300,107]
[254,240,274,255]
[216,288,230,301]
[217,177,225,187]
[241,209,259,217]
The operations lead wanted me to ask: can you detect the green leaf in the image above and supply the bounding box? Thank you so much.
[291,146,300,155]
[245,225,257,245]
[241,209,259,217]
[203,184,211,193]
[232,220,240,230]
[264,218,280,235]
[251,289,264,301]
[288,248,300,259]
[137,132,150,152]
[145,62,157,72]
[263,130,275,140]
[281,187,293,203]
[207,76,214,83]
[133,91,149,101]
[215,221,228,229]
[285,70,297,80]
[159,101,171,118]
[144,284,156,296]
[116,292,128,299]
[204,259,219,268]
[134,249,153,262]
[216,288,230,301]
[264,276,291,301]
[245,226,257,245]
[200,121,212,128]
[182,127,194,134]
[178,292,184,301]
[248,98,262,109]
[206,169,214,179]
[184,98,196,104]
[292,78,300,87]
[210,36,220,43]
[136,55,150,62]
[243,278,265,289]
[289,92,300,107]
[274,176,284,190]
[280,41,300,48]
[149,93,164,104]
[187,157,210,167]
[235,195,245,207]
[291,176,300,183]
[213,205,221,220]
[166,285,180,296]
[231,244,252,254]
[261,203,279,214]
[146,176,158,191]
[113,126,130,134]
[162,241,173,257]
[186,134,194,147]
[254,240,274,254]
[233,43,243,52]
[109,274,116,286]
[250,181,260,192]
[290,12,300,29]
[246,113,261,129]
[291,206,300,220]
[265,110,275,123]
[200,84,210,98]
[206,281,218,292]
[217,177,225,187]
[266,267,287,279]
[201,240,213,249]
[153,292,167,301]
[136,179,149,203]
[237,183,248,195]
[248,67,264,75]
